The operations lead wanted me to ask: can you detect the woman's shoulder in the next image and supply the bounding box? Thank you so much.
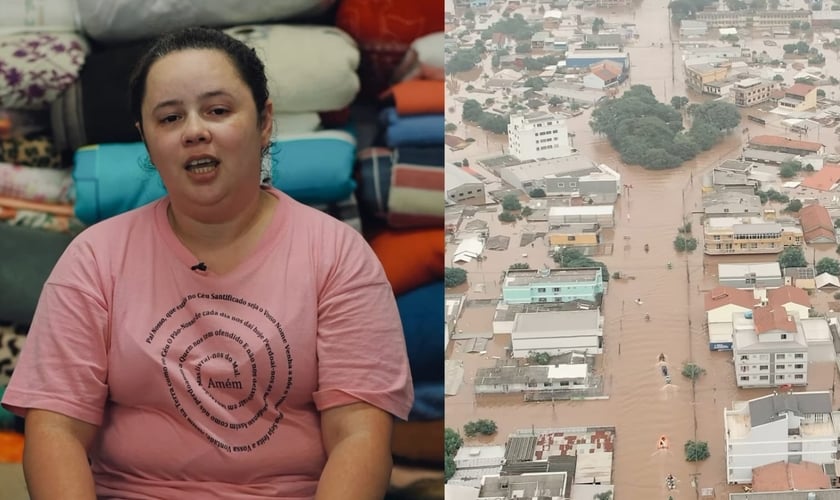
[69,200,161,252]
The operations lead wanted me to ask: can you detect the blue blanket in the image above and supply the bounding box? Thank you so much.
[73,131,357,224]
[380,107,444,148]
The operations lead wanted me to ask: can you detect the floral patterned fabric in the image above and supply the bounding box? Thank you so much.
[0,32,89,110]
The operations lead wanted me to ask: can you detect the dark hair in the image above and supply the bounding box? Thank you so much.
[128,26,269,131]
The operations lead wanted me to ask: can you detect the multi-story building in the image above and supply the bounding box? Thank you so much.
[732,306,809,388]
[680,19,708,37]
[724,391,835,484]
[685,63,729,93]
[704,218,802,255]
[732,78,772,107]
[749,135,825,156]
[502,267,605,304]
[696,9,810,28]
[779,83,818,112]
[718,262,784,289]
[507,111,572,161]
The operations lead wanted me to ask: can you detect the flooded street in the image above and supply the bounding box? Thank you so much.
[446,0,840,497]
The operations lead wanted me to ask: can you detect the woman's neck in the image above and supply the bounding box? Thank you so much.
[167,189,273,252]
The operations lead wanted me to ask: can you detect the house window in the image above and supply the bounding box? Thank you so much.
[794,353,804,359]
[538,298,547,303]
[776,354,785,360]
[553,288,560,292]
[570,182,577,187]
[781,334,787,340]
[777,375,785,380]
[759,375,769,380]
[537,288,546,292]
[759,365,768,370]
[557,183,564,187]
[740,355,748,361]
[794,374,804,379]
[776,365,784,370]
[794,364,803,369]
[740,376,749,381]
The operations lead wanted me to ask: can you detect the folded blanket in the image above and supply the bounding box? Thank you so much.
[76,0,336,42]
[393,32,445,82]
[396,282,443,385]
[0,163,73,204]
[224,24,360,113]
[0,224,75,326]
[52,37,328,152]
[307,192,362,234]
[0,31,89,110]
[369,227,444,296]
[335,0,443,99]
[0,134,63,168]
[73,130,357,224]
[381,108,444,148]
[383,80,445,116]
[388,164,443,228]
[355,146,443,221]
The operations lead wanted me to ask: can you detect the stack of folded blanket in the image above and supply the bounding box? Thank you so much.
[338,26,446,427]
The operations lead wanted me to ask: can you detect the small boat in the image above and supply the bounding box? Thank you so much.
[665,474,677,490]
[644,243,649,252]
[657,435,669,450]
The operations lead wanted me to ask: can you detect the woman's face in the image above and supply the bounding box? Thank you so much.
[139,49,272,213]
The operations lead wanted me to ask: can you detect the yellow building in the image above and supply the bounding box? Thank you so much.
[548,224,600,247]
[685,63,729,93]
[704,218,802,255]
[779,83,817,112]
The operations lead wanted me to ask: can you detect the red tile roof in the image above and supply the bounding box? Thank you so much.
[750,135,823,153]
[798,203,836,243]
[704,286,755,311]
[767,285,811,309]
[785,82,816,97]
[752,461,831,492]
[753,305,796,334]
[801,166,840,191]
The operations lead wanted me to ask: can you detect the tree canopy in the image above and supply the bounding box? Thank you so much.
[778,247,808,269]
[816,257,840,276]
[589,85,739,169]
[553,247,610,281]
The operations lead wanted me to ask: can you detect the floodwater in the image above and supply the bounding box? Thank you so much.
[445,0,840,497]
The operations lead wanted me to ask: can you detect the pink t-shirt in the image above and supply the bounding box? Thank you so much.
[2,188,414,499]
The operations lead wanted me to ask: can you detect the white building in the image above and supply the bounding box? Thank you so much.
[548,205,615,228]
[510,309,603,357]
[507,111,572,161]
[498,155,621,203]
[445,163,485,205]
[732,307,809,388]
[724,391,837,484]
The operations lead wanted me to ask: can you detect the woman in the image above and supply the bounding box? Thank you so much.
[2,27,414,499]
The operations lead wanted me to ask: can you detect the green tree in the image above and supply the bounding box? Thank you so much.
[682,362,706,381]
[553,247,610,281]
[690,100,741,132]
[592,17,606,34]
[502,194,522,210]
[594,492,613,500]
[670,96,689,110]
[688,120,721,151]
[445,267,468,288]
[462,99,483,122]
[509,262,530,269]
[445,455,456,481]
[779,164,798,178]
[445,123,458,132]
[445,428,464,456]
[521,206,533,216]
[785,199,803,212]
[529,188,547,197]
[498,211,517,222]
[684,440,710,461]
[524,77,546,90]
[528,351,552,365]
[445,49,482,74]
[778,246,808,268]
[549,96,563,107]
[773,74,784,82]
[817,257,840,276]
[478,113,510,134]
[464,419,497,437]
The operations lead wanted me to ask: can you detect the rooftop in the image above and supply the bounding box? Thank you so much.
[750,135,823,152]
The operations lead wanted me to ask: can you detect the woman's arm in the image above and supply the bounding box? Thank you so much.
[315,402,395,500]
[23,409,99,500]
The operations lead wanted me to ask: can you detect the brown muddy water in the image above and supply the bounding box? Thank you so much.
[445,0,840,497]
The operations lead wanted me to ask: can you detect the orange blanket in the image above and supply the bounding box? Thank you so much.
[369,227,444,295]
